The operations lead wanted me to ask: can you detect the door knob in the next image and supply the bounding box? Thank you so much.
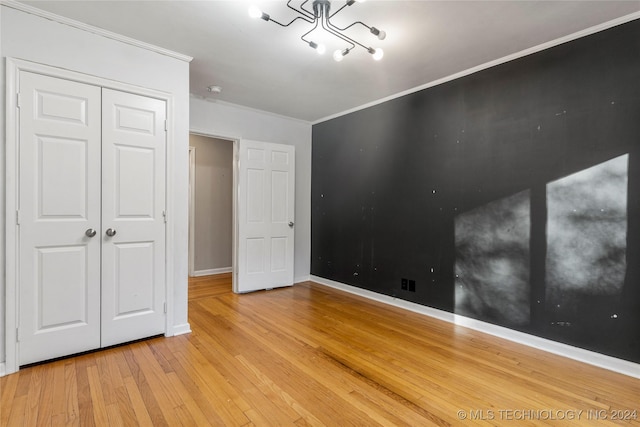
[288,221,295,227]
[85,228,97,237]
[106,228,117,237]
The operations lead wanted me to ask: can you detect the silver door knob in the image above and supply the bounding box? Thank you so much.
[85,228,97,237]
[105,228,117,237]
[288,221,294,227]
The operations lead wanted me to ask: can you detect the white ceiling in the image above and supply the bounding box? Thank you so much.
[20,0,640,122]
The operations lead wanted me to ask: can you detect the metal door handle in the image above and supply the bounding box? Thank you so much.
[288,221,294,227]
[85,228,97,237]
[106,228,117,237]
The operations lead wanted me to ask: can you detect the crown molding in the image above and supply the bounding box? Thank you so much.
[0,0,193,63]
[314,11,640,124]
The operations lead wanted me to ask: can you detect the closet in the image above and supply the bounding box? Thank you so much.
[17,71,167,365]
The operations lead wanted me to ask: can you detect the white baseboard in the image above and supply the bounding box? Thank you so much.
[294,275,311,284]
[170,323,192,336]
[192,267,232,277]
[310,275,640,379]
[0,362,6,377]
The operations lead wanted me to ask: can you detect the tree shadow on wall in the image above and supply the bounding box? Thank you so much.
[455,154,639,362]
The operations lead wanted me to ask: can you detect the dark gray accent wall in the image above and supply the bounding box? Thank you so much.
[311,19,640,363]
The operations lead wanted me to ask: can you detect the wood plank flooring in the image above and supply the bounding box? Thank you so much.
[2,273,639,426]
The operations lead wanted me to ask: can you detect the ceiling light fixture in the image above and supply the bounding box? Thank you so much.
[249,0,386,61]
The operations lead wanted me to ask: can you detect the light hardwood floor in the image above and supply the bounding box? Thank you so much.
[2,273,639,426]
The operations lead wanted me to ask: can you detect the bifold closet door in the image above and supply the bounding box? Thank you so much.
[100,89,167,347]
[18,72,167,366]
[18,72,102,365]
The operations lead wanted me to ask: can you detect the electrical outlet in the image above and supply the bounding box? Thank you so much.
[401,278,408,290]
[409,280,416,292]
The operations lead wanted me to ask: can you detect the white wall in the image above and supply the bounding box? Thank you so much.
[190,97,312,282]
[0,5,191,369]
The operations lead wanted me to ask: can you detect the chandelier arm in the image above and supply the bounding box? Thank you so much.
[324,18,370,51]
[328,2,350,19]
[320,15,359,50]
[269,14,314,27]
[288,0,314,20]
[300,15,321,43]
[298,0,316,18]
[330,20,371,32]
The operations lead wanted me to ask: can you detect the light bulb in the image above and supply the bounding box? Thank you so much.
[371,27,387,41]
[308,41,325,54]
[333,48,350,62]
[372,48,384,60]
[248,6,262,19]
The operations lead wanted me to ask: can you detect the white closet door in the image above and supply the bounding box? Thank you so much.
[100,89,167,346]
[18,72,102,365]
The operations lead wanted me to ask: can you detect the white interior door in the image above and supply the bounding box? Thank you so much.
[18,72,102,365]
[235,140,295,293]
[101,89,167,346]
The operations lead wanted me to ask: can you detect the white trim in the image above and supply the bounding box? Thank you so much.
[0,363,5,377]
[310,275,640,380]
[192,267,233,277]
[313,11,640,125]
[190,128,240,144]
[171,323,192,336]
[164,95,179,340]
[4,58,178,375]
[232,140,240,294]
[294,275,311,284]
[188,146,196,277]
[4,58,20,375]
[0,0,193,63]
[188,128,242,291]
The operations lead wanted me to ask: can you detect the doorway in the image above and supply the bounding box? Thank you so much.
[188,134,234,278]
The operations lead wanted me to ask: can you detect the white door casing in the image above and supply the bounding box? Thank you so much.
[236,140,295,293]
[101,89,167,346]
[18,72,102,365]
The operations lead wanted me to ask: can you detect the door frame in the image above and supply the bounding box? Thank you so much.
[188,130,240,289]
[4,58,176,375]
[188,146,196,277]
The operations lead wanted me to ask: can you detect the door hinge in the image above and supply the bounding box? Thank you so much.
[164,302,167,314]
[164,120,168,132]
[16,210,20,225]
[163,210,167,223]
[16,327,20,342]
[16,92,21,109]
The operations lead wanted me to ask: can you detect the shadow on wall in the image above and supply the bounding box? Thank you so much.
[455,154,629,350]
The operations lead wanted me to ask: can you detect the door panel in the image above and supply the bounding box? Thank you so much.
[113,241,155,315]
[37,245,89,328]
[236,140,295,293]
[115,146,155,217]
[18,72,102,365]
[101,89,166,346]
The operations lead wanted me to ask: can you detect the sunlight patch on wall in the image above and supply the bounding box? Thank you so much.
[546,154,628,309]
[455,190,531,326]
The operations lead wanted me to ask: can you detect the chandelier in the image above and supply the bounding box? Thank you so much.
[249,0,387,61]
